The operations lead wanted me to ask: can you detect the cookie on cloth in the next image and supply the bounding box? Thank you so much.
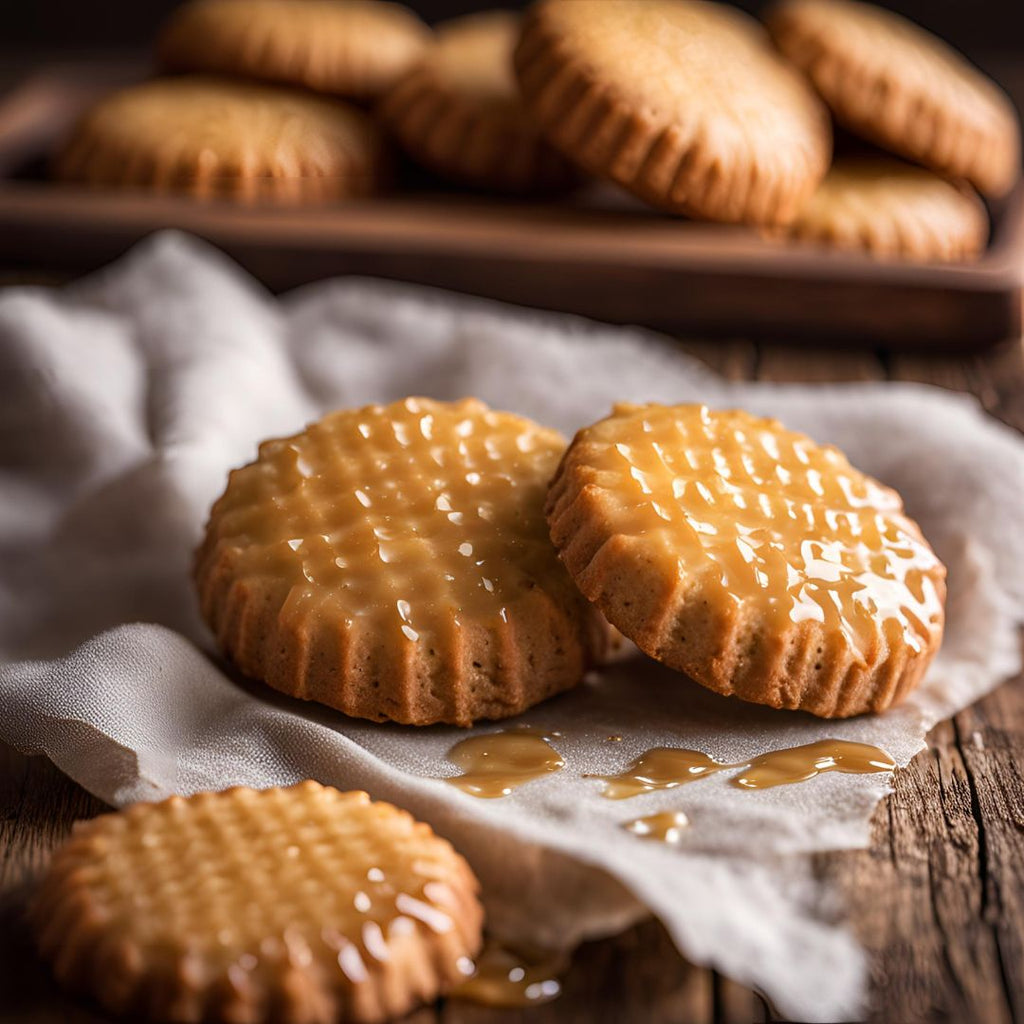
[513,0,831,224]
[195,398,611,726]
[546,403,946,718]
[56,76,387,202]
[767,0,1021,198]
[33,782,483,1023]
[158,0,430,100]
[379,10,579,194]
[788,156,988,261]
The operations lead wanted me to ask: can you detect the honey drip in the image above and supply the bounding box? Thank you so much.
[623,811,690,843]
[592,739,895,798]
[445,729,564,798]
[451,944,565,1008]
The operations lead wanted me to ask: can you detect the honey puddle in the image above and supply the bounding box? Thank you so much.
[451,944,566,1008]
[590,739,896,798]
[445,729,564,798]
[623,811,690,843]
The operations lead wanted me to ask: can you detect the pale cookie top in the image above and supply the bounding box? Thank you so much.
[430,11,521,105]
[62,76,380,182]
[36,784,481,1002]
[205,397,573,644]
[533,0,828,162]
[574,403,945,662]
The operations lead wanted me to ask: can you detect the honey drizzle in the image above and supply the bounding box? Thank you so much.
[445,729,564,798]
[591,739,896,798]
[622,811,690,843]
[450,944,565,1008]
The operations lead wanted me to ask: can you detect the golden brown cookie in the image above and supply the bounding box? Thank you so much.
[513,0,831,224]
[379,10,579,193]
[767,0,1021,198]
[547,403,946,718]
[56,76,387,202]
[195,398,610,726]
[787,155,988,261]
[33,782,483,1024]
[159,0,430,100]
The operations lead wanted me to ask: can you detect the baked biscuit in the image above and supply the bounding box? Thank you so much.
[159,0,430,100]
[767,0,1021,197]
[788,156,988,261]
[513,0,831,224]
[195,398,610,726]
[379,10,579,193]
[547,403,946,718]
[34,782,483,1023]
[56,76,387,202]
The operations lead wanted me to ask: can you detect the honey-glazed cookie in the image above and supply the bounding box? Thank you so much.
[513,0,831,224]
[159,0,430,100]
[56,76,387,202]
[379,10,578,193]
[788,156,988,261]
[546,403,946,717]
[195,398,610,726]
[33,782,483,1023]
[767,0,1020,197]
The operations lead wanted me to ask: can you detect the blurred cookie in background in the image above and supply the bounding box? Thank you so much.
[158,0,431,101]
[767,0,1021,198]
[379,10,579,194]
[513,0,832,225]
[56,76,389,203]
[786,156,988,261]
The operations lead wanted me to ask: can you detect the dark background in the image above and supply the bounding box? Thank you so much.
[8,1,1024,65]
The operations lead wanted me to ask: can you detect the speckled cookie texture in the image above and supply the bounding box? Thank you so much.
[159,0,431,100]
[33,782,483,1023]
[379,10,579,193]
[513,0,832,224]
[56,76,387,202]
[767,0,1021,197]
[546,403,946,718]
[788,156,988,261]
[195,398,611,726]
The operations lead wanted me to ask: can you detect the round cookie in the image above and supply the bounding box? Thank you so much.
[195,397,610,726]
[767,0,1021,198]
[159,0,430,100]
[546,403,946,718]
[33,782,483,1024]
[788,156,988,261]
[379,10,579,194]
[513,0,832,225]
[56,76,387,203]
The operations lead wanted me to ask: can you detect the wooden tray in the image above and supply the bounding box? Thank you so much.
[1,62,1022,349]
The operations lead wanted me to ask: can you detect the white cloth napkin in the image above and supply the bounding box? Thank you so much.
[2,232,1022,1022]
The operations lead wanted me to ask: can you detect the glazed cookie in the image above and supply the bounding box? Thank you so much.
[513,0,831,224]
[56,76,387,202]
[788,156,988,261]
[767,0,1021,197]
[546,403,946,718]
[379,10,579,193]
[159,0,430,100]
[195,398,610,726]
[33,782,483,1023]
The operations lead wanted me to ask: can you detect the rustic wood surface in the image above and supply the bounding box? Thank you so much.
[1,337,1021,1023]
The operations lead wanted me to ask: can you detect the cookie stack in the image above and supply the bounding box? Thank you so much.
[54,0,1019,260]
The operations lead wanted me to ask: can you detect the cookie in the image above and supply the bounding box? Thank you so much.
[56,76,387,203]
[513,0,831,224]
[546,403,946,718]
[379,10,579,193]
[159,0,430,100]
[788,156,988,261]
[767,0,1021,198]
[195,398,610,726]
[33,782,483,1023]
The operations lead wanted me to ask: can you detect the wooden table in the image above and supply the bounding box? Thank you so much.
[2,336,1021,1023]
